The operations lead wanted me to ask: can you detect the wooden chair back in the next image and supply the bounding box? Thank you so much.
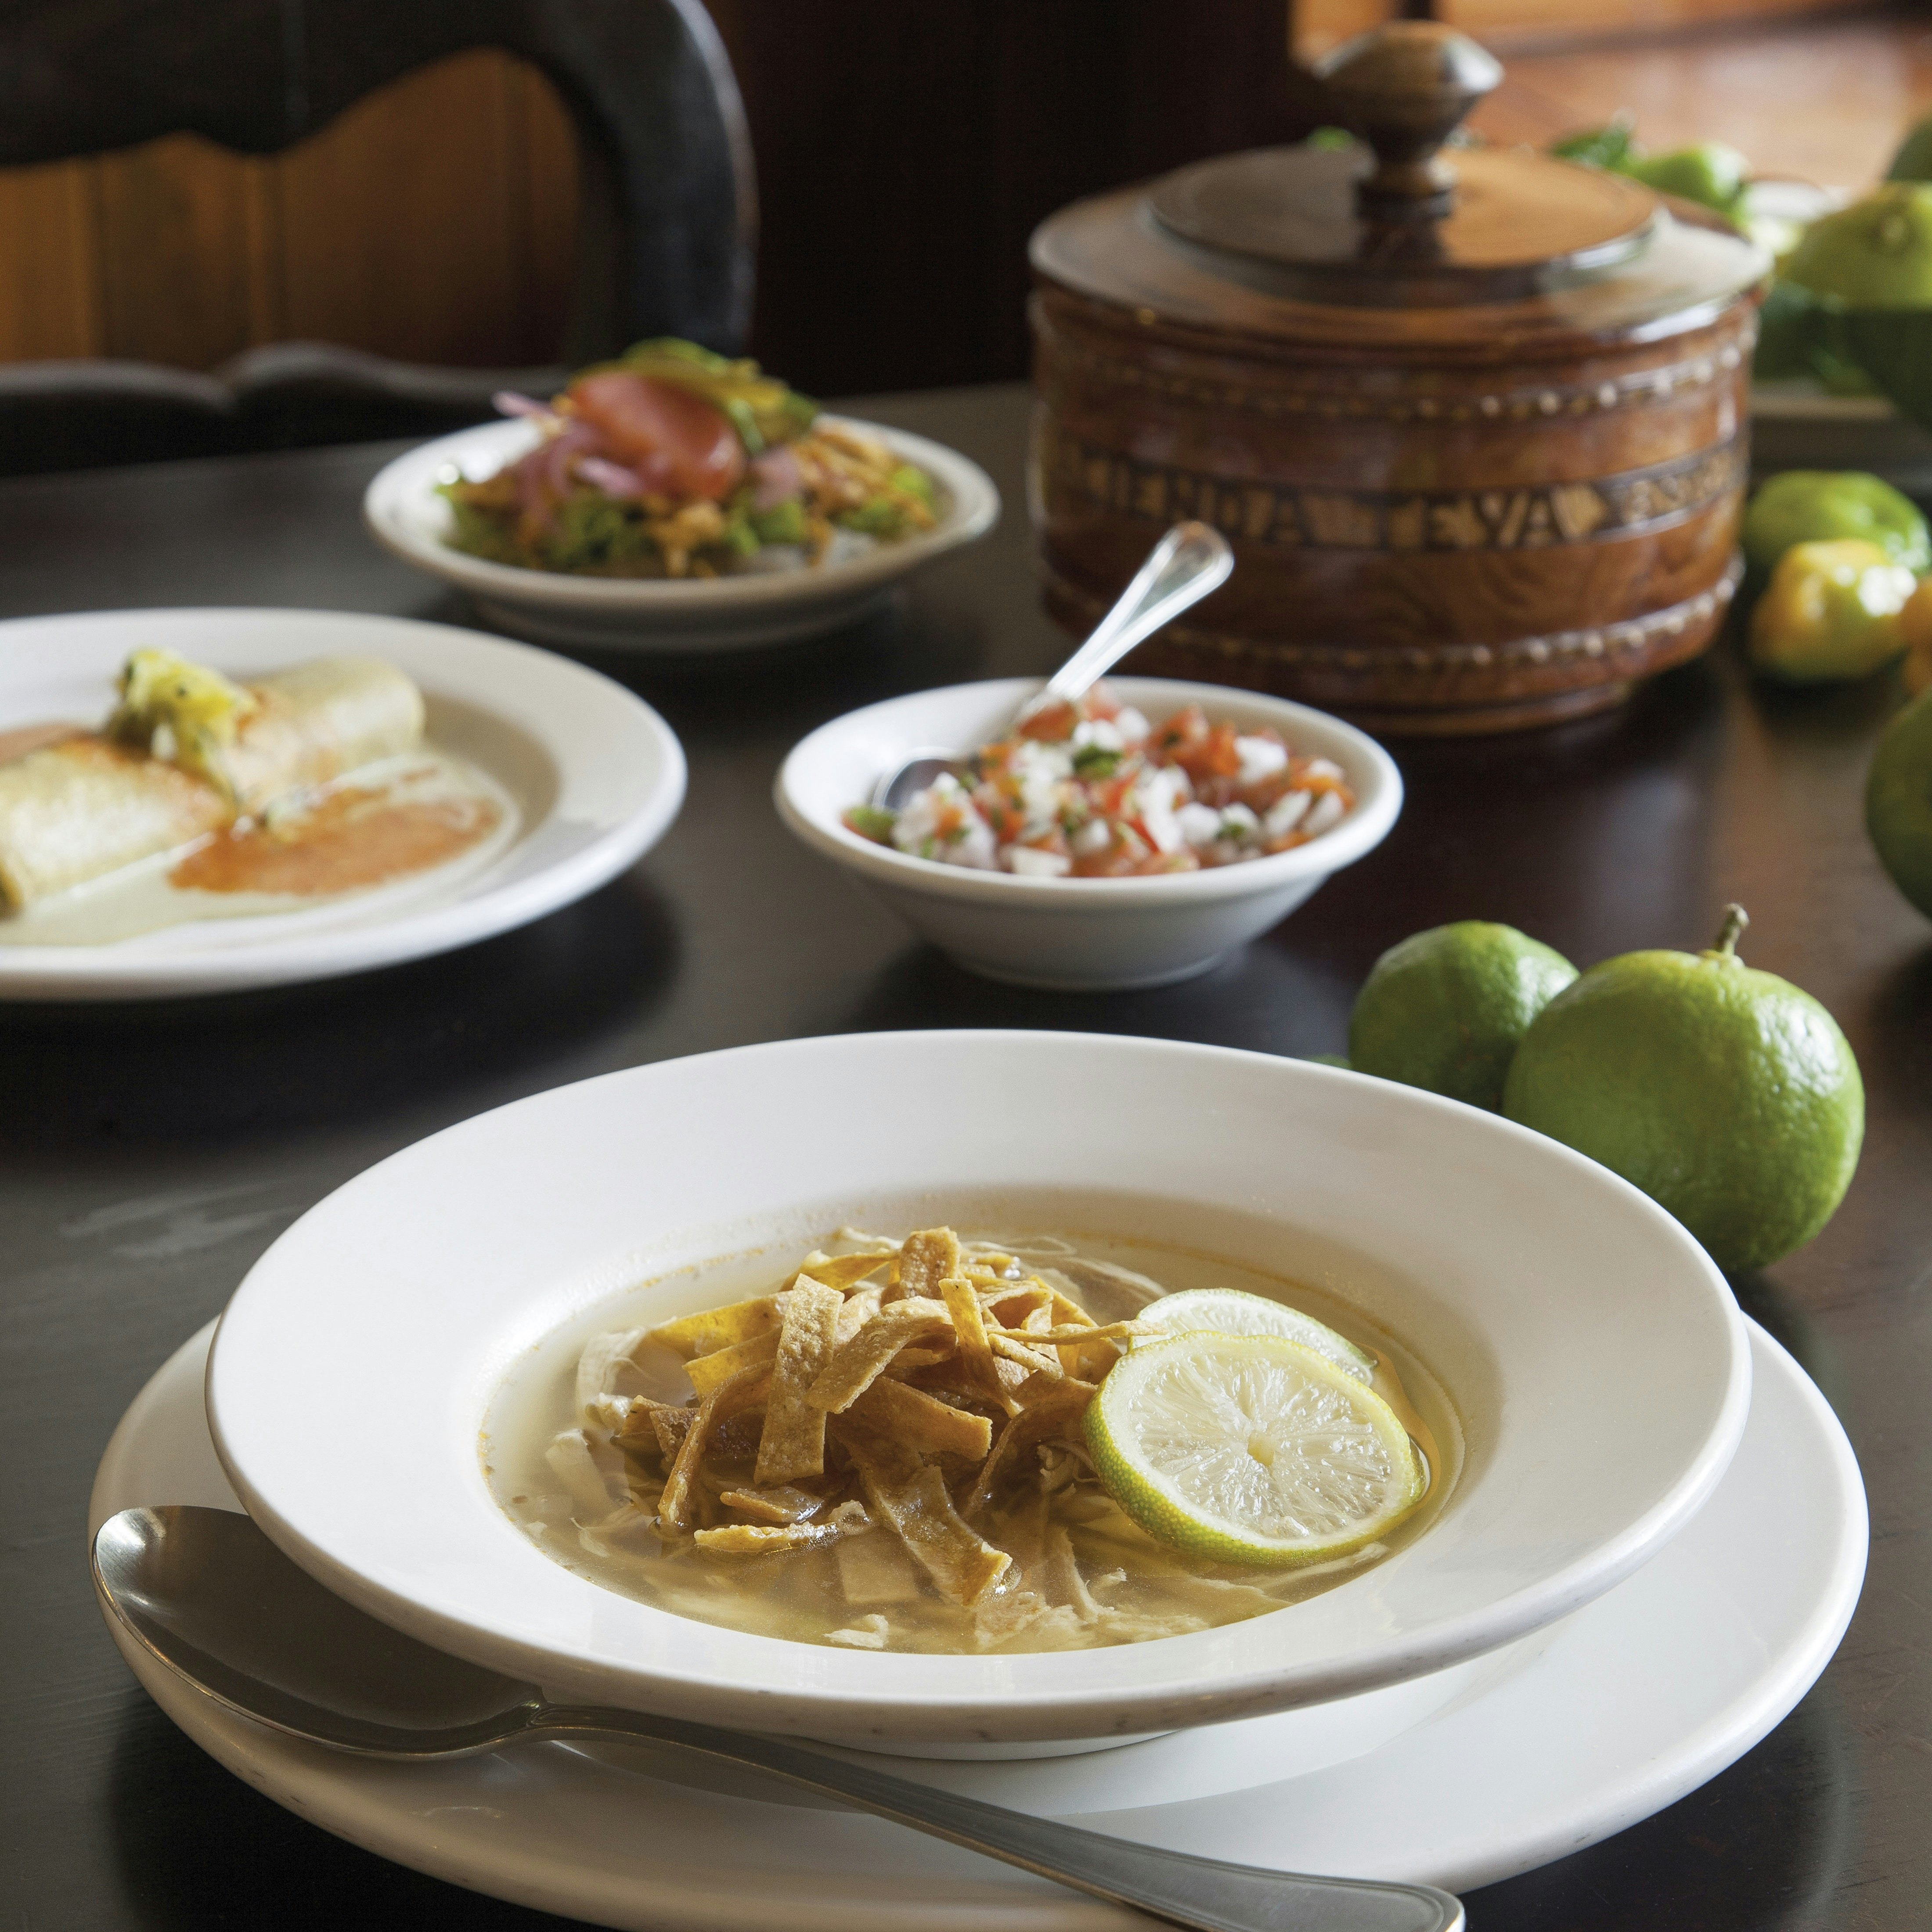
[0,0,755,472]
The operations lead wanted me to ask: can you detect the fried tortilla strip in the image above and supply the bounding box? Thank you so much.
[659,1363,773,1535]
[992,1332,1063,1380]
[895,1227,962,1302]
[693,1521,843,1555]
[797,1251,894,1292]
[964,1389,1094,1521]
[754,1279,843,1485]
[835,1534,926,1606]
[807,1298,952,1413]
[835,1281,886,1343]
[834,1419,1010,1606]
[649,1295,785,1362]
[941,1274,1020,1416]
[687,1326,783,1395]
[718,1484,825,1524]
[848,1377,994,1461]
[611,1399,695,1467]
[984,1282,1054,1328]
[988,1321,1141,1345]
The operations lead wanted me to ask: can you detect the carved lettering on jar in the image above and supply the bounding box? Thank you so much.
[1040,425,1745,554]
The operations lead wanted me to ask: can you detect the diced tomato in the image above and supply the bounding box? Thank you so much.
[1146,704,1209,761]
[1018,698,1078,743]
[567,371,746,501]
[1069,823,1148,877]
[1083,681,1122,721]
[1171,724,1243,786]
[1238,767,1300,813]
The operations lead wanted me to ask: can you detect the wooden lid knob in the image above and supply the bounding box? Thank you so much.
[1315,20,1503,215]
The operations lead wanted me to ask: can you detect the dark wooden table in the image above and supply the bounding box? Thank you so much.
[2,383,1925,1930]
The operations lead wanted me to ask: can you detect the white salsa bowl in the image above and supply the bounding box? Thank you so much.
[206,1031,1749,1753]
[775,677,1402,990]
[363,415,1000,653]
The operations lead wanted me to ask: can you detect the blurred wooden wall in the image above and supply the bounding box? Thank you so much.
[0,0,1896,388]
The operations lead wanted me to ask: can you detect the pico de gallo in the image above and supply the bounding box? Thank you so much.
[441,339,938,579]
[844,685,1355,878]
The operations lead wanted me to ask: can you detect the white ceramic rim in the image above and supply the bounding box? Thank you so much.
[205,1030,1751,1742]
[0,607,686,998]
[774,677,1404,909]
[362,415,1001,613]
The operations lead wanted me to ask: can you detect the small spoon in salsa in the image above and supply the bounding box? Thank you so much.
[871,519,1233,812]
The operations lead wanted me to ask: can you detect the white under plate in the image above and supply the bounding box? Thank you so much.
[91,1317,1864,1926]
[363,415,1001,652]
[0,608,685,998]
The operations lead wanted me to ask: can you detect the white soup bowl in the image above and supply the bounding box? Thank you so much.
[205,1031,1749,1755]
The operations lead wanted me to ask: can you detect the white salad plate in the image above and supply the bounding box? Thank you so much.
[0,608,685,1000]
[205,1031,1748,1751]
[93,1314,1865,1924]
[363,415,1002,652]
[775,678,1404,989]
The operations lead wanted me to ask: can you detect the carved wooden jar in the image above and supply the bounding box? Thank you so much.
[1028,22,1770,734]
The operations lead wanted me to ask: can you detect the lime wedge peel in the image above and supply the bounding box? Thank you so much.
[1134,1287,1377,1384]
[1087,1333,1426,1569]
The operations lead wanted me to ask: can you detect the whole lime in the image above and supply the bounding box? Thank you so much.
[1784,184,1932,309]
[1741,471,1932,578]
[1503,908,1863,1274]
[1867,686,1932,918]
[1349,921,1578,1111]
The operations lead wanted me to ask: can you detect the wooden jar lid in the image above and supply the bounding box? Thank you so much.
[1038,20,1767,348]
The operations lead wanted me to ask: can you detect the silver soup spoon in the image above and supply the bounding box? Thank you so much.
[871,519,1234,813]
[94,1505,1461,1932]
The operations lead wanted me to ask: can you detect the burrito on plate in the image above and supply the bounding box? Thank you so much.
[0,649,426,908]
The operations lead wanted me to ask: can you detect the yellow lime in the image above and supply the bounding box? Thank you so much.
[1503,906,1863,1274]
[1086,1334,1425,1568]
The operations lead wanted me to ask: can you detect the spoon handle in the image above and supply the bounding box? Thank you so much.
[1042,521,1233,707]
[536,1705,1461,1932]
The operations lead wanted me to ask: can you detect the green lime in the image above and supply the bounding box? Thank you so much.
[1349,921,1579,1110]
[1503,907,1864,1274]
[1784,184,1932,309]
[1133,1287,1376,1382]
[1086,1334,1424,1568]
[1888,111,1932,184]
[1867,686,1932,919]
[1742,471,1932,577]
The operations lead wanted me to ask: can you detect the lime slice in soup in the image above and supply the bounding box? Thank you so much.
[1134,1287,1376,1383]
[1086,1334,1426,1568]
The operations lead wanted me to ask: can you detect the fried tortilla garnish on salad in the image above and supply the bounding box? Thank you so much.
[441,339,940,579]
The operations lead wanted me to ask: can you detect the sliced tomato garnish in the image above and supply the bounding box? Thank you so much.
[567,371,746,501]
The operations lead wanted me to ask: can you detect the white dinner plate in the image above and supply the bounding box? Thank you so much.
[0,608,685,999]
[91,1316,1866,1922]
[363,416,1001,652]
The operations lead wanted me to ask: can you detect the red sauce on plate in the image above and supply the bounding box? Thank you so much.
[170,783,501,896]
